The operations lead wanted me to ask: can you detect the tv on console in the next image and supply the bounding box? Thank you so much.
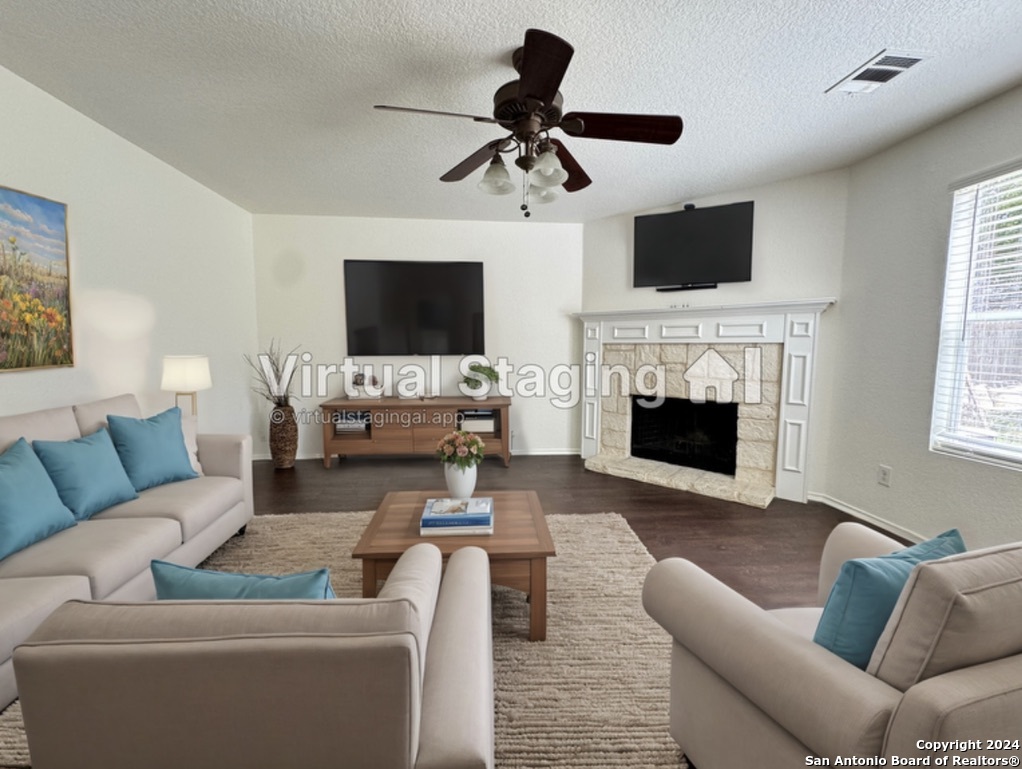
[633,201,754,291]
[343,260,484,356]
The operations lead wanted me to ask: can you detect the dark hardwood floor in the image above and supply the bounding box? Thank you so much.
[253,455,859,609]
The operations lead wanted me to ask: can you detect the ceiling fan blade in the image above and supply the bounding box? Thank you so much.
[560,112,683,145]
[440,139,512,182]
[517,29,574,107]
[374,105,496,123]
[549,139,591,192]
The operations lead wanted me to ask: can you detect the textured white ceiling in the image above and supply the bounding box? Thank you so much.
[1,0,1021,223]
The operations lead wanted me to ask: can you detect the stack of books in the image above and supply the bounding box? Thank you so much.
[419,497,494,536]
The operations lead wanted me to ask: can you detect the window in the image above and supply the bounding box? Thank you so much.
[931,165,1022,468]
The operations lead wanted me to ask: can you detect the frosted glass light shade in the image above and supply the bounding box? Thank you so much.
[161,355,212,393]
[528,150,568,188]
[478,158,514,195]
[528,184,558,204]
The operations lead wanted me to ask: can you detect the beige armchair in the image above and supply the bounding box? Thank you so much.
[642,522,1022,768]
[14,544,494,769]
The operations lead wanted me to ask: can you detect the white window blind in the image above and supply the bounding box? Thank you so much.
[931,165,1022,468]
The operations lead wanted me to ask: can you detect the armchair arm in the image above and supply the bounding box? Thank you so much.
[817,522,905,604]
[643,557,901,758]
[416,547,493,769]
[196,433,253,518]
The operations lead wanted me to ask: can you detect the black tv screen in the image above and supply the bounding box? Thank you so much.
[343,260,484,356]
[633,201,754,289]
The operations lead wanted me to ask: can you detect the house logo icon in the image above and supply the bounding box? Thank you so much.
[683,348,762,404]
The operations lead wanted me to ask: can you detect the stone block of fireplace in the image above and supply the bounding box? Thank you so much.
[576,300,834,507]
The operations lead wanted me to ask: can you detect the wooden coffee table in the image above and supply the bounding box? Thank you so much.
[352,490,556,641]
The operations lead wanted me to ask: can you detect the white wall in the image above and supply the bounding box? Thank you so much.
[581,170,849,312]
[252,215,583,461]
[820,83,1022,548]
[0,65,258,433]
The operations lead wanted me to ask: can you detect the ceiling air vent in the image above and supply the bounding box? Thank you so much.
[826,49,925,94]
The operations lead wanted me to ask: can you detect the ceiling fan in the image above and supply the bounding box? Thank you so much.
[374,29,684,216]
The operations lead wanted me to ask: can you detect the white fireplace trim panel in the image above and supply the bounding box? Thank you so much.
[575,299,835,505]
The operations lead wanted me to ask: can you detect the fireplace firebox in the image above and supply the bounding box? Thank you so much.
[630,396,739,476]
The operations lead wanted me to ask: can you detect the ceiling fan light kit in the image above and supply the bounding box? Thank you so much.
[375,28,684,218]
[478,155,515,195]
[528,146,569,188]
[528,184,558,204]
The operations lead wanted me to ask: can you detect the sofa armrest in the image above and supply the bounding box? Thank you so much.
[643,557,901,758]
[817,522,905,604]
[196,433,253,519]
[883,654,1022,758]
[378,543,443,674]
[416,547,494,769]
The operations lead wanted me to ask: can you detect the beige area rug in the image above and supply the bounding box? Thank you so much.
[0,512,685,769]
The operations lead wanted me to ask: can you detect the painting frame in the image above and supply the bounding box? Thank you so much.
[0,185,73,372]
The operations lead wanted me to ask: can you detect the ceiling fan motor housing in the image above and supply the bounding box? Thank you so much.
[493,80,563,131]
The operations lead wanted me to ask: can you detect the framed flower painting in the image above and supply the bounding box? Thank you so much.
[0,185,73,371]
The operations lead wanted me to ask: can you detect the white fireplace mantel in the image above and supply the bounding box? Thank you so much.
[574,298,835,504]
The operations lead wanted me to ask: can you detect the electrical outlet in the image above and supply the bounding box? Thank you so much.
[877,464,892,487]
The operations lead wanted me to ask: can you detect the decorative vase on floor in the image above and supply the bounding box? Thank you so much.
[269,405,298,469]
[444,463,477,499]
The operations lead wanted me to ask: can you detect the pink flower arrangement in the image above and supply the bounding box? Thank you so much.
[436,430,485,470]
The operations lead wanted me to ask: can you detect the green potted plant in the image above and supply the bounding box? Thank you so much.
[462,362,499,400]
[244,340,300,469]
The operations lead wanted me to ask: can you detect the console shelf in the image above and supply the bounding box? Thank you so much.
[319,396,511,468]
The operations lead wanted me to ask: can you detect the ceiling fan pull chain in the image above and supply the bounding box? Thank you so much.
[521,171,531,218]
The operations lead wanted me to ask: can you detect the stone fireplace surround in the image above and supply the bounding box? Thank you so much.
[575,299,834,508]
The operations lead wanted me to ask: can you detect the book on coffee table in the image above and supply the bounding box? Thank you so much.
[420,497,493,535]
[420,521,494,536]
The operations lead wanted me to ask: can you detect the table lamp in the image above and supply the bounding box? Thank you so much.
[161,355,212,416]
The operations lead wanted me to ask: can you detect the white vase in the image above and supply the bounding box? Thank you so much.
[444,463,477,499]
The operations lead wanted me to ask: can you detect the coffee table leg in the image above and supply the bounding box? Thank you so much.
[529,557,547,641]
[362,560,379,598]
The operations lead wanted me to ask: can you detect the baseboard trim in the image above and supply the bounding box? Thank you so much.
[255,449,584,462]
[808,492,925,543]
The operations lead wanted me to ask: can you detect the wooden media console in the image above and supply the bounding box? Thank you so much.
[320,395,511,468]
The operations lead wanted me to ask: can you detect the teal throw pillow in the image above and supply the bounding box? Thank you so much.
[107,407,198,492]
[151,560,337,600]
[813,529,966,669]
[33,429,139,519]
[0,438,76,560]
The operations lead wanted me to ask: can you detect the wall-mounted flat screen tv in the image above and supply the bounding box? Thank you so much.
[633,201,754,291]
[343,260,484,356]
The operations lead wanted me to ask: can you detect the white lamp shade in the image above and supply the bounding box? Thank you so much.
[161,355,212,392]
[528,149,568,188]
[528,184,559,204]
[477,158,515,195]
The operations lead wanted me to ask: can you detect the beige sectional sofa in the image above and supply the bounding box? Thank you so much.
[14,543,495,769]
[0,394,253,708]
[643,522,1022,768]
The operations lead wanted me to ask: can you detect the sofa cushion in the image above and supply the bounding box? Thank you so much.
[33,429,139,520]
[0,518,181,599]
[813,529,966,669]
[107,407,199,492]
[769,607,824,640]
[0,438,77,561]
[180,413,204,475]
[71,394,142,436]
[0,405,79,453]
[94,476,243,541]
[0,576,91,662]
[151,560,335,600]
[868,541,1022,690]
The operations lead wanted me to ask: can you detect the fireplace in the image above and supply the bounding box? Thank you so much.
[576,299,834,506]
[631,396,738,476]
